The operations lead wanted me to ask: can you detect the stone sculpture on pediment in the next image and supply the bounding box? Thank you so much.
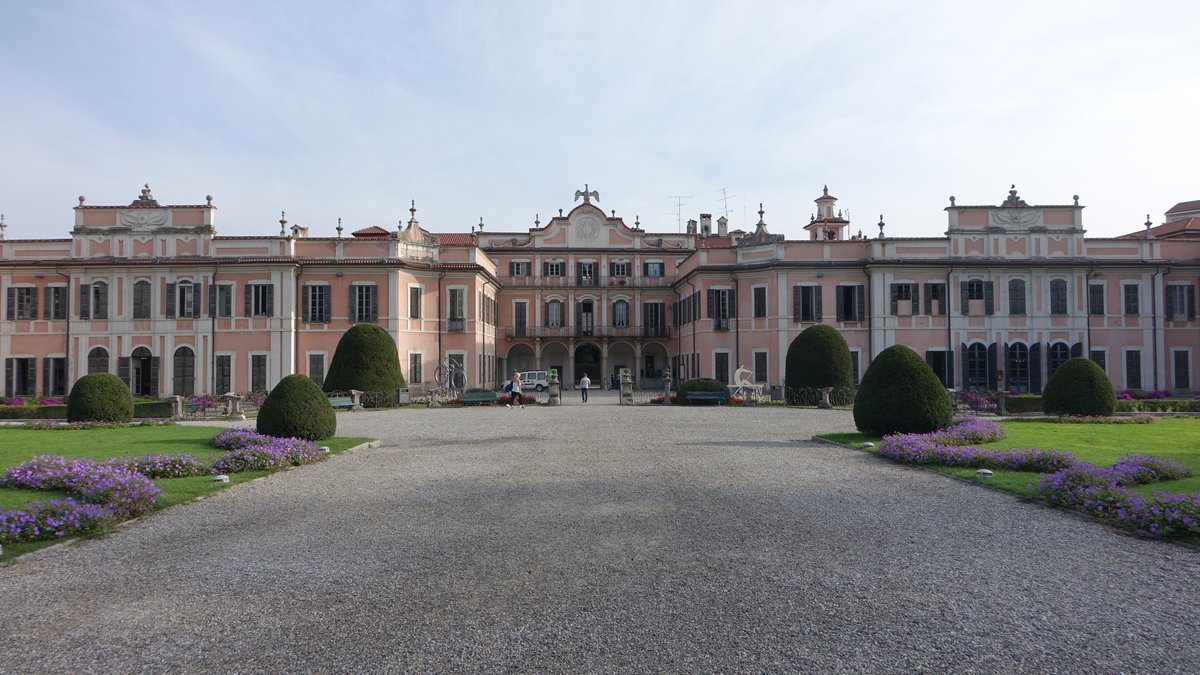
[118,209,170,230]
[989,209,1042,228]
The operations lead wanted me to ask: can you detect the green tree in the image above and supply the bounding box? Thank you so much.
[853,344,952,436]
[323,324,406,392]
[1042,357,1116,417]
[785,324,854,393]
[257,374,337,440]
[67,372,134,423]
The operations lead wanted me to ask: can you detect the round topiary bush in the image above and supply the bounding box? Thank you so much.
[786,324,854,390]
[67,372,134,423]
[853,344,952,436]
[1042,357,1116,417]
[323,324,406,394]
[677,377,728,405]
[257,374,337,441]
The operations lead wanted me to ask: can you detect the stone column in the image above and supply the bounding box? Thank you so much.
[818,387,833,409]
[171,395,185,419]
[548,369,561,406]
[222,393,245,420]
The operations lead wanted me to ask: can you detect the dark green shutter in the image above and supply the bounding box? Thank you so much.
[80,283,91,319]
[987,343,998,391]
[889,284,899,315]
[166,283,176,317]
[836,286,846,321]
[265,285,274,317]
[118,357,131,388]
[244,284,253,316]
[984,282,995,315]
[1030,343,1042,394]
[370,285,378,322]
[149,357,160,396]
[5,288,13,320]
[208,284,216,317]
[349,285,357,322]
[960,282,970,315]
[855,285,865,321]
[814,287,823,322]
[42,357,50,398]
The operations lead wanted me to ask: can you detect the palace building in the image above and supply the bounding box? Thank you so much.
[0,184,1196,399]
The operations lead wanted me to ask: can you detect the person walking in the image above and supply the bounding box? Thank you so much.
[580,372,590,403]
[507,372,525,409]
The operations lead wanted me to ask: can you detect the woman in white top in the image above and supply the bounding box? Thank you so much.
[507,372,525,408]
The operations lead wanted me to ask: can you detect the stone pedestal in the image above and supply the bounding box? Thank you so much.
[171,395,185,419]
[619,368,634,405]
[222,393,245,420]
[818,387,833,409]
[548,380,562,406]
[349,389,365,411]
[996,393,1008,416]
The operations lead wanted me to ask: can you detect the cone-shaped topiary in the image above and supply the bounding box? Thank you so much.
[853,344,952,436]
[785,324,855,391]
[67,372,134,423]
[322,324,406,392]
[1041,357,1116,417]
[257,374,337,441]
[677,377,728,405]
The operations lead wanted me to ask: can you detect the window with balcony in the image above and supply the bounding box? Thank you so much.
[643,262,664,277]
[613,299,629,327]
[577,262,597,286]
[707,288,733,330]
[546,299,563,327]
[543,261,563,277]
[610,261,630,278]
[508,261,530,276]
[448,288,465,331]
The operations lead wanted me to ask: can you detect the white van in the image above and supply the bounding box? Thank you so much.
[502,370,550,392]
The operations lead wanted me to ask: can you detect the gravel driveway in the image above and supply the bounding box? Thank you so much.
[1,394,1197,672]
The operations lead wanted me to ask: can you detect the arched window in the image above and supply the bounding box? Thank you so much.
[613,299,629,327]
[1006,343,1029,393]
[87,347,109,374]
[173,346,195,396]
[1048,342,1071,379]
[966,343,989,391]
[545,299,562,327]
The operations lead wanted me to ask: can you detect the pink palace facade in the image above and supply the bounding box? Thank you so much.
[0,185,1197,400]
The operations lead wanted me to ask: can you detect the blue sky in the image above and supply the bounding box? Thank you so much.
[2,0,1197,240]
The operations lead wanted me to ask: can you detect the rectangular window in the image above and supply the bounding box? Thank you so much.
[753,286,767,318]
[208,284,233,318]
[6,287,37,320]
[1174,351,1190,391]
[610,261,630,277]
[351,284,377,323]
[215,355,231,394]
[251,354,268,392]
[508,261,530,276]
[708,288,732,330]
[308,353,325,388]
[714,352,730,384]
[44,357,67,396]
[753,351,768,383]
[643,262,665,277]
[409,286,422,319]
[1008,279,1026,316]
[889,283,918,315]
[5,357,37,397]
[1125,350,1142,391]
[1166,284,1195,320]
[1089,350,1106,374]
[577,262,597,285]
[966,280,985,300]
[836,285,865,322]
[544,261,563,277]
[45,286,67,320]
[133,281,152,319]
[1122,284,1140,315]
[448,288,465,331]
[925,282,947,315]
[303,284,330,323]
[245,283,274,317]
[409,353,423,388]
[793,285,821,322]
[1050,279,1068,316]
[1088,284,1105,316]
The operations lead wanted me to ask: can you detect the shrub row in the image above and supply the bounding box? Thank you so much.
[0,400,174,420]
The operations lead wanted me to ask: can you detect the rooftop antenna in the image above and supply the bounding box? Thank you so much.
[669,195,692,233]
[718,187,737,220]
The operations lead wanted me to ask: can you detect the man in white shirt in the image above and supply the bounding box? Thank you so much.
[580,373,591,403]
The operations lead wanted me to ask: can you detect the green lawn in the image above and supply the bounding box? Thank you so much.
[821,417,1200,500]
[0,425,374,562]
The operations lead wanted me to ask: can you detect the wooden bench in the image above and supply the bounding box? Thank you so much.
[328,396,355,409]
[183,402,202,415]
[459,392,499,405]
[685,391,726,405]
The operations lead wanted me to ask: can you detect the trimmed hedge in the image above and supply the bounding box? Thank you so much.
[0,401,176,420]
[785,324,854,391]
[677,378,728,405]
[853,345,953,436]
[67,373,134,423]
[1042,357,1116,417]
[1004,395,1043,414]
[323,324,406,393]
[257,374,337,441]
[1115,398,1200,413]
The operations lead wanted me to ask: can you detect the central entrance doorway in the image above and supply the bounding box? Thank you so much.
[574,343,601,387]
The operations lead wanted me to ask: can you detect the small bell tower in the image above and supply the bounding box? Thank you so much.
[803,185,850,241]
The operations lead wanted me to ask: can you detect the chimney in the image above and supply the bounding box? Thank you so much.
[700,214,712,237]
[686,218,697,235]
[717,215,728,236]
